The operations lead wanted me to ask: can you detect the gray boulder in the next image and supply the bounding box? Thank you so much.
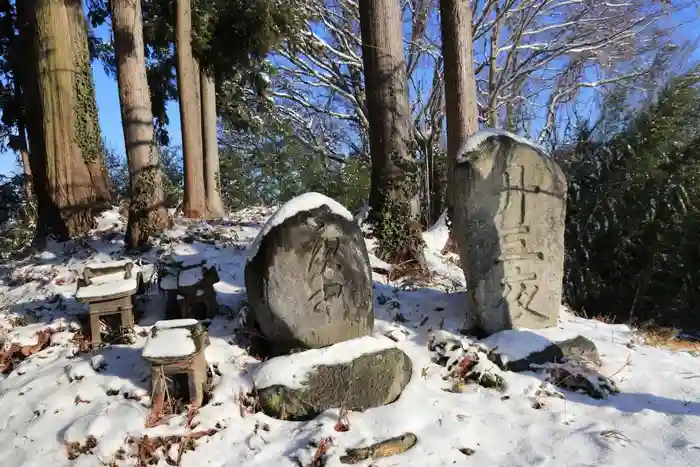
[452,129,567,335]
[245,196,373,354]
[253,336,412,421]
[481,330,600,372]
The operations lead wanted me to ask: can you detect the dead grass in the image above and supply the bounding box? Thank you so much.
[637,326,700,351]
[386,259,431,283]
[128,429,217,466]
[66,435,98,460]
[0,328,53,374]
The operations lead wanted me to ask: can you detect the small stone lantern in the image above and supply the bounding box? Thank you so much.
[142,319,209,408]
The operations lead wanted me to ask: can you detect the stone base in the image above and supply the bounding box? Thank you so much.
[253,336,412,421]
[150,351,207,408]
[87,295,135,345]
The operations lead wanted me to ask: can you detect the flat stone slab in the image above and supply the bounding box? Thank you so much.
[76,260,142,301]
[142,320,206,363]
[253,336,412,420]
[158,258,218,291]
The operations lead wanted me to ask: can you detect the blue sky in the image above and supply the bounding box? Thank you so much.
[0,24,183,177]
[0,6,697,177]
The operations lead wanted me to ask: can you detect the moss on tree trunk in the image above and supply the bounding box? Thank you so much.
[358,0,424,264]
[29,0,111,242]
[111,0,170,249]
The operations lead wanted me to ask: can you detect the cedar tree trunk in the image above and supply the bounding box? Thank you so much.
[30,0,111,242]
[358,0,424,264]
[176,0,206,218]
[201,69,225,218]
[111,0,170,249]
[439,0,478,253]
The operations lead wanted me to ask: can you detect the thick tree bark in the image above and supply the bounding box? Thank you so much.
[29,0,111,241]
[16,2,48,229]
[111,0,170,249]
[358,0,424,264]
[439,0,479,254]
[176,0,206,218]
[201,69,225,217]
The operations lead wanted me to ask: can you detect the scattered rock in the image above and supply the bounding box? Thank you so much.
[428,330,506,391]
[253,336,412,421]
[481,330,600,372]
[245,197,373,354]
[452,129,567,335]
[339,432,417,464]
[534,361,619,399]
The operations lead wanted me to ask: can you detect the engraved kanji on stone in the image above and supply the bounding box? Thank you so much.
[308,227,344,315]
[496,225,547,320]
[451,130,567,334]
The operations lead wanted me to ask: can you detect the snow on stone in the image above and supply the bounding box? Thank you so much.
[3,206,700,467]
[179,266,204,286]
[483,331,549,364]
[253,335,397,390]
[37,250,58,261]
[75,261,142,300]
[154,318,199,330]
[456,128,550,164]
[75,271,139,299]
[143,327,196,359]
[159,262,207,290]
[93,207,125,231]
[245,192,354,263]
[90,354,106,371]
[50,330,74,346]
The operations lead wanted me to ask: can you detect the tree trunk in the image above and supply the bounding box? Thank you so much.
[18,140,33,203]
[29,0,111,242]
[359,0,424,265]
[10,118,34,203]
[111,0,170,249]
[439,0,479,254]
[16,1,48,235]
[176,0,206,218]
[201,69,225,217]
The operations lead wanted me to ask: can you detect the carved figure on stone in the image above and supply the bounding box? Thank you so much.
[244,193,373,355]
[452,130,567,335]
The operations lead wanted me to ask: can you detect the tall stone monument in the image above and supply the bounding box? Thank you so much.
[452,130,567,335]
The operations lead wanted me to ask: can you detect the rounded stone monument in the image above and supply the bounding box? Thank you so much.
[244,193,374,355]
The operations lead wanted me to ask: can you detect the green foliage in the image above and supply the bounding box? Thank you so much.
[564,68,700,331]
[0,174,22,225]
[193,0,309,73]
[0,0,25,152]
[0,174,35,255]
[85,0,311,144]
[105,142,183,208]
[218,121,368,211]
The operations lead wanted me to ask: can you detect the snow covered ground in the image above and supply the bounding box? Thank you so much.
[0,205,699,467]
